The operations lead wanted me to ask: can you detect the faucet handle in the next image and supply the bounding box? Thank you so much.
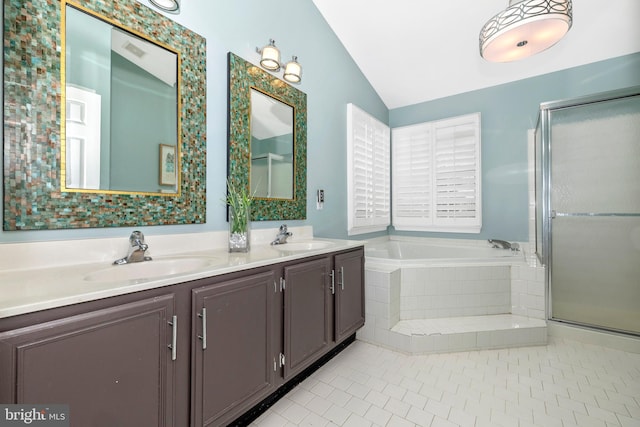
[279,224,288,232]
[129,230,146,245]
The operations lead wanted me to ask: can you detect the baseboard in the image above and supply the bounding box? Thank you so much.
[548,321,640,354]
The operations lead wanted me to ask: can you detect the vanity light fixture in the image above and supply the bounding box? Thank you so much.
[149,0,180,14]
[257,39,282,71]
[256,39,303,83]
[479,0,572,62]
[283,56,302,83]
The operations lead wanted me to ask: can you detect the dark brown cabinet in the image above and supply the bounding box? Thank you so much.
[0,246,365,427]
[283,257,332,380]
[334,250,365,343]
[191,270,278,427]
[0,294,177,427]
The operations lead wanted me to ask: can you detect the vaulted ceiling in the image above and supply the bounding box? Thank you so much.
[312,0,640,109]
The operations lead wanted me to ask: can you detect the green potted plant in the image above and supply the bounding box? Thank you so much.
[225,178,253,252]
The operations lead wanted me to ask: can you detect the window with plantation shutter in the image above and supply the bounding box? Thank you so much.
[392,112,481,233]
[347,103,390,235]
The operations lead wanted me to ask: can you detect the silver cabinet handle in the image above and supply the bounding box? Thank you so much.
[198,308,207,350]
[168,315,177,361]
[340,266,345,291]
[329,270,335,295]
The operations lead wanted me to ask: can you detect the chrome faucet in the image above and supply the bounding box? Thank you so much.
[114,231,152,265]
[271,224,293,245]
[488,239,520,251]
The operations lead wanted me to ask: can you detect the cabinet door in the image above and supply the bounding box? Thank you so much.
[283,257,331,380]
[192,271,277,427]
[335,249,365,343]
[0,294,176,427]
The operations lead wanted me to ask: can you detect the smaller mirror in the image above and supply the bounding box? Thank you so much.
[227,52,307,221]
[250,88,294,199]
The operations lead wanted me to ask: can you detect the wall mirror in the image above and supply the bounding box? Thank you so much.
[64,5,179,194]
[250,88,294,199]
[228,53,307,221]
[3,0,206,230]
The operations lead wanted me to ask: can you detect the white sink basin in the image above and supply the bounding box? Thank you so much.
[272,241,334,252]
[84,256,220,283]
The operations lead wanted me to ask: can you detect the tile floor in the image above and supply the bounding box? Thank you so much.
[251,338,640,427]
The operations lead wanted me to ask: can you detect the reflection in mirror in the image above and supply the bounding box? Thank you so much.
[64,5,179,194]
[250,88,294,199]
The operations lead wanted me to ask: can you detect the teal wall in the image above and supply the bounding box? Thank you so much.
[390,52,640,242]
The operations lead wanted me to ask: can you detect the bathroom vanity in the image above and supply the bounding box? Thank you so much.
[0,239,364,427]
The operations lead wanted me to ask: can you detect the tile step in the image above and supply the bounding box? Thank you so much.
[362,314,547,355]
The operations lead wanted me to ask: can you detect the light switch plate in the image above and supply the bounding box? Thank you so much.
[316,189,324,210]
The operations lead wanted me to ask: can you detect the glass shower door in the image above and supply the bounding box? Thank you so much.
[547,92,640,335]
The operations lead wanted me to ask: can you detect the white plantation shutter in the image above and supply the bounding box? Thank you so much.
[347,103,390,235]
[391,122,432,228]
[392,113,481,233]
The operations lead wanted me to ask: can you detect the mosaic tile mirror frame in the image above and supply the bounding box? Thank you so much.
[2,0,206,230]
[228,52,307,221]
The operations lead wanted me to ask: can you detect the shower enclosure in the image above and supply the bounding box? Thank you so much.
[536,86,640,336]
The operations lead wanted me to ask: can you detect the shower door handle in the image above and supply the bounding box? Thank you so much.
[551,210,557,219]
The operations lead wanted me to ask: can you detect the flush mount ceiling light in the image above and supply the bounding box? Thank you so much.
[149,0,180,14]
[479,0,572,62]
[256,39,303,84]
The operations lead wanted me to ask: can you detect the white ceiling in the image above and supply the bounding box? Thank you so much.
[312,0,640,109]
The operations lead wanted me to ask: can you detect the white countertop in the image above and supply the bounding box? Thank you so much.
[0,227,364,319]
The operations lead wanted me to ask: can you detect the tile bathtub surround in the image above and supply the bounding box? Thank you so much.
[400,266,512,319]
[360,258,547,355]
[251,338,640,427]
[511,261,546,320]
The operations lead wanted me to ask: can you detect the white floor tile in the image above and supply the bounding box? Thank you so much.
[344,396,371,418]
[324,405,351,426]
[251,338,640,427]
[342,413,372,427]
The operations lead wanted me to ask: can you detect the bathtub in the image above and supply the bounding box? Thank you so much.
[365,239,521,267]
[358,239,546,354]
[364,239,523,321]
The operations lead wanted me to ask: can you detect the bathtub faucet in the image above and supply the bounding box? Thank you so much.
[114,231,152,264]
[271,224,292,245]
[488,239,520,251]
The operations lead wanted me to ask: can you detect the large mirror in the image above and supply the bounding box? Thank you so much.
[3,0,206,230]
[64,5,179,194]
[228,53,307,221]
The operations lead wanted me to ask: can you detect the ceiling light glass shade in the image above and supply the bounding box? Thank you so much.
[283,56,302,83]
[259,39,281,71]
[480,0,572,62]
[149,0,180,13]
